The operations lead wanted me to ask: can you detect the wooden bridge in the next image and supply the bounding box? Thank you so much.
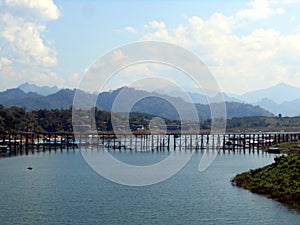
[1,131,300,156]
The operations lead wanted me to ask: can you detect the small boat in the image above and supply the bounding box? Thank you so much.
[0,145,10,154]
[267,147,281,154]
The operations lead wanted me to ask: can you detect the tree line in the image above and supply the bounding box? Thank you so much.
[1,105,300,133]
[0,105,178,133]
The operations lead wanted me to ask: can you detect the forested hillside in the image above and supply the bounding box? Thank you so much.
[0,105,298,133]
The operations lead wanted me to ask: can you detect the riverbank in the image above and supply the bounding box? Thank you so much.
[232,154,300,212]
[265,140,300,154]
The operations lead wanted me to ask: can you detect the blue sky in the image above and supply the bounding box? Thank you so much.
[1,0,300,94]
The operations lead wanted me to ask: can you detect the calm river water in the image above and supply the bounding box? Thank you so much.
[0,149,299,225]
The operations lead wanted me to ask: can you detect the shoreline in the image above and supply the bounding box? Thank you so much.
[232,154,300,212]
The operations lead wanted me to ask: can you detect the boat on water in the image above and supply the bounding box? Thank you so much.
[267,147,281,154]
[0,145,10,154]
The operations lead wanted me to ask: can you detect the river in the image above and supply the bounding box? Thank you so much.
[0,149,299,224]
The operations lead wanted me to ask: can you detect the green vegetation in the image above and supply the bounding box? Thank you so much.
[1,104,300,133]
[0,105,179,133]
[227,116,300,132]
[269,140,300,153]
[232,154,300,212]
[0,105,73,132]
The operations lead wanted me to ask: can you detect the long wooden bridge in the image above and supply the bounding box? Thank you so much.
[1,131,300,156]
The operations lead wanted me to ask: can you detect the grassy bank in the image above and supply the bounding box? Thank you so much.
[266,140,300,153]
[232,154,300,212]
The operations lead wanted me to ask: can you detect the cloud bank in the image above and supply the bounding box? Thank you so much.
[0,0,63,90]
[137,1,300,93]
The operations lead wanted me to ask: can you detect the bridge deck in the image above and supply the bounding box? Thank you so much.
[1,132,299,156]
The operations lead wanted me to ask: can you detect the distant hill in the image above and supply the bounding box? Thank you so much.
[187,92,243,104]
[0,88,41,108]
[230,83,300,116]
[96,87,273,120]
[0,89,74,111]
[256,98,300,117]
[0,86,273,120]
[13,82,300,116]
[18,82,59,96]
[185,83,300,116]
[239,83,300,104]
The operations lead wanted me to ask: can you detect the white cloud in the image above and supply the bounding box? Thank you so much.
[91,49,130,72]
[275,0,300,4]
[0,0,61,90]
[79,49,134,92]
[124,26,137,33]
[237,0,285,20]
[148,21,166,30]
[4,0,60,21]
[143,13,235,49]
[0,57,12,67]
[116,26,137,33]
[1,13,57,67]
[143,20,170,42]
[139,12,300,93]
[30,71,64,87]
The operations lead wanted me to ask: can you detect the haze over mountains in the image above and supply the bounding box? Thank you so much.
[1,82,299,119]
[241,83,300,116]
[161,83,300,117]
[1,82,299,118]
[239,83,300,104]
[18,83,59,96]
[0,83,276,121]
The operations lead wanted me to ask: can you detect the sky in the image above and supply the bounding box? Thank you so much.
[0,0,300,94]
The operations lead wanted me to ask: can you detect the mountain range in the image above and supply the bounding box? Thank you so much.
[237,83,300,116]
[165,83,300,117]
[0,84,273,121]
[239,83,300,104]
[18,82,59,96]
